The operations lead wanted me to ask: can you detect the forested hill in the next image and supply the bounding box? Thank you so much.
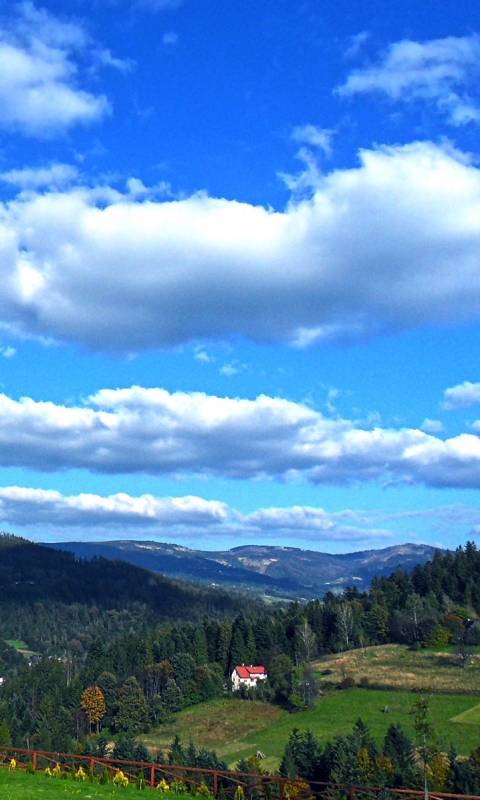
[0,533,256,620]
[45,539,441,599]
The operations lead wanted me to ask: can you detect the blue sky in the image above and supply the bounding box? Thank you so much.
[0,0,479,552]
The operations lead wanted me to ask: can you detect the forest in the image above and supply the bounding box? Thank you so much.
[0,536,480,783]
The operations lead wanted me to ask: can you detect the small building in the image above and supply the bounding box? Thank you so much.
[231,664,267,692]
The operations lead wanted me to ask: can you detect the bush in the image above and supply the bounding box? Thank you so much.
[136,770,146,790]
[99,766,110,784]
[339,676,356,689]
[113,770,130,787]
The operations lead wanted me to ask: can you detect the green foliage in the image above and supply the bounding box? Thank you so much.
[136,770,146,790]
[114,677,150,733]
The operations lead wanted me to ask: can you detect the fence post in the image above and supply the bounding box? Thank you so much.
[349,787,355,800]
[90,758,94,774]
[32,751,37,772]
[150,765,155,790]
[213,771,218,797]
[279,778,284,800]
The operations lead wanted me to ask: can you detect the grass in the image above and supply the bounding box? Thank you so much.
[451,703,480,724]
[141,645,480,772]
[142,697,287,770]
[0,769,181,800]
[141,690,480,772]
[312,643,480,694]
[5,640,38,659]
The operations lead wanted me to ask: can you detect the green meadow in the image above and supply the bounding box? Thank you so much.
[141,645,480,772]
[0,770,180,800]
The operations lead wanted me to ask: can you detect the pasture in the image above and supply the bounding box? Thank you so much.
[142,645,480,771]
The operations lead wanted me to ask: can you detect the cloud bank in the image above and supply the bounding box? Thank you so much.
[0,385,478,488]
[1,142,480,351]
[1,487,478,546]
[338,34,480,125]
[0,486,391,544]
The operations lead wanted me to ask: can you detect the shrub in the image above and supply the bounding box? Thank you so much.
[339,676,356,689]
[99,766,110,785]
[234,786,245,800]
[113,770,130,787]
[170,779,186,794]
[284,780,313,800]
[156,778,170,792]
[197,781,212,797]
[136,770,146,790]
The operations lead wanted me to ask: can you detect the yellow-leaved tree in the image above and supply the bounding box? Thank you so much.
[81,685,106,733]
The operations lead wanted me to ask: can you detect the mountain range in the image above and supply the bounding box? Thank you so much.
[45,540,442,599]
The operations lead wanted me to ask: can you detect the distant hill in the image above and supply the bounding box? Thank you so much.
[0,533,251,620]
[45,539,442,599]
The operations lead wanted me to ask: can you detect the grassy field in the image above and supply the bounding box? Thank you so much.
[312,643,480,694]
[0,769,182,800]
[141,689,480,771]
[141,645,480,771]
[6,640,38,659]
[6,640,28,651]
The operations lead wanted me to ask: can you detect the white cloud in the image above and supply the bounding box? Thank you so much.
[338,34,480,125]
[194,348,214,364]
[0,346,16,358]
[443,381,480,410]
[220,360,247,377]
[0,486,227,527]
[1,142,480,351]
[0,2,110,135]
[0,163,78,190]
[0,485,392,544]
[162,32,178,46]
[344,31,370,59]
[291,124,334,155]
[420,418,444,433]
[0,385,476,489]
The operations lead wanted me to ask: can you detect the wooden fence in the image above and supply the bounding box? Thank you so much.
[0,745,479,800]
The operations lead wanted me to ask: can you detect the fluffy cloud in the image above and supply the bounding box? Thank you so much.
[1,142,480,351]
[338,34,480,125]
[0,2,109,135]
[0,486,227,527]
[443,381,480,410]
[0,385,478,489]
[0,485,391,544]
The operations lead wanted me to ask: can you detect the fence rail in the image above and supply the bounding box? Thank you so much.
[0,745,479,800]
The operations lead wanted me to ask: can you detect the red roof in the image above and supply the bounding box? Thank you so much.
[234,665,267,679]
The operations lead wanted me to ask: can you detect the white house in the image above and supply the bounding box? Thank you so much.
[231,664,267,691]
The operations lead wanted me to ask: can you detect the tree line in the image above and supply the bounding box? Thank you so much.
[0,542,480,754]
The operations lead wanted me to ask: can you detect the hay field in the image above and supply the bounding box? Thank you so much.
[313,644,480,694]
